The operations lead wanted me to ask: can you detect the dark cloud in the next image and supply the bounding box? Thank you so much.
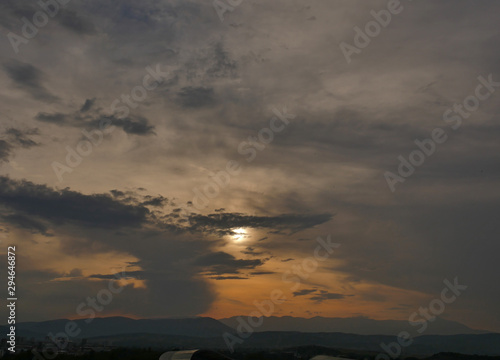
[241,246,265,256]
[0,179,219,319]
[89,270,144,280]
[80,98,96,113]
[141,195,168,207]
[250,271,275,275]
[0,177,326,240]
[35,110,155,136]
[0,128,40,163]
[210,275,248,280]
[57,9,96,35]
[35,112,68,125]
[205,42,237,79]
[293,288,317,297]
[186,212,332,235]
[88,274,124,280]
[309,291,352,303]
[3,60,58,102]
[0,140,12,162]
[106,117,155,135]
[177,86,215,108]
[78,115,157,136]
[1,214,52,236]
[110,190,126,198]
[182,41,238,81]
[0,176,150,229]
[194,251,264,275]
[5,128,40,148]
[0,1,94,36]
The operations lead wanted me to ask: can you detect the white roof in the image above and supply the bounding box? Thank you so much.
[310,356,356,360]
[159,350,200,360]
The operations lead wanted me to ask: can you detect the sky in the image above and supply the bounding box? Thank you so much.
[0,0,499,332]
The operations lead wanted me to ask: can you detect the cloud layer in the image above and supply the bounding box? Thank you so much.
[0,0,499,331]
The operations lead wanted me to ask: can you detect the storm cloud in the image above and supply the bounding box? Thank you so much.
[3,60,58,102]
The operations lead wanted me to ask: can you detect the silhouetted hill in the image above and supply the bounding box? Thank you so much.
[0,316,232,339]
[425,353,500,360]
[410,333,500,356]
[4,346,500,360]
[219,316,487,336]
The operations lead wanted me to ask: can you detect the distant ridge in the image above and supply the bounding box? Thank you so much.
[2,315,488,340]
[219,316,488,336]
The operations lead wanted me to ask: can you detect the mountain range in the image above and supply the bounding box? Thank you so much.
[3,315,487,339]
[219,315,487,336]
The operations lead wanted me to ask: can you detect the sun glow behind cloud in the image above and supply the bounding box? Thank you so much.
[231,228,248,242]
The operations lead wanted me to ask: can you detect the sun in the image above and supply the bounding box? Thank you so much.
[231,228,247,241]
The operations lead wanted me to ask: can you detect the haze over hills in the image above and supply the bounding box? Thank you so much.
[219,316,488,336]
